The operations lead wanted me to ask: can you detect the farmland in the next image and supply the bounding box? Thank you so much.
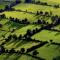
[0,0,60,60]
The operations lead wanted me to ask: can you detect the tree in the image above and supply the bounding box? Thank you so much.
[12,34,17,40]
[36,11,39,15]
[20,48,25,53]
[0,45,5,54]
[54,5,59,8]
[8,35,12,40]
[51,16,56,22]
[0,9,4,12]
[32,50,39,56]
[5,49,9,53]
[36,1,40,4]
[42,20,46,24]
[45,12,49,16]
[25,0,32,3]
[50,40,53,43]
[16,0,21,4]
[5,5,10,10]
[32,29,36,34]
[53,56,60,60]
[26,35,32,41]
[2,35,5,38]
[35,28,38,31]
[9,48,15,53]
[26,29,32,36]
[0,24,3,28]
[40,11,43,15]
[37,19,42,24]
[32,0,35,3]
[0,14,6,18]
[18,34,22,40]
[24,18,28,22]
[50,11,52,16]
[44,2,47,5]
[51,15,58,24]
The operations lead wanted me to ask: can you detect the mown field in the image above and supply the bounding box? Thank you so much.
[0,0,60,60]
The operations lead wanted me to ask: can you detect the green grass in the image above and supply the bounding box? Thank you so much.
[4,40,39,51]
[32,30,60,43]
[0,18,25,39]
[0,1,60,60]
[36,0,60,5]
[2,11,52,24]
[0,5,5,9]
[13,3,60,16]
[52,25,60,30]
[0,19,9,25]
[3,11,37,22]
[36,44,60,60]
[12,25,41,37]
[0,53,35,60]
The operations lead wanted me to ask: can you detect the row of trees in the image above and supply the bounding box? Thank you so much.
[35,1,48,6]
[33,1,60,8]
[0,14,60,33]
[33,19,47,24]
[4,5,15,11]
[0,45,39,57]
[51,15,60,25]
[0,14,30,24]
[0,24,3,28]
[0,9,4,13]
[53,56,60,60]
[25,0,32,3]
[5,34,20,42]
[36,11,52,17]
[10,17,30,24]
[23,25,44,39]
[6,0,21,8]
[0,14,6,19]
[0,14,60,29]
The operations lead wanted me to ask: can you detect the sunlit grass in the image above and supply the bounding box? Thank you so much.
[32,30,60,43]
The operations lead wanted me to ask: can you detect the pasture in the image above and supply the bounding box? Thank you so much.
[0,0,60,60]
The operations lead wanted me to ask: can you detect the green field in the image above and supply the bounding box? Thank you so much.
[37,44,60,60]
[12,25,40,37]
[0,0,60,60]
[0,53,35,60]
[32,30,60,43]
[13,3,60,16]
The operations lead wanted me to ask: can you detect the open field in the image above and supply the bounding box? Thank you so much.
[32,30,60,43]
[13,3,60,16]
[0,53,35,60]
[37,0,60,5]
[3,11,37,22]
[2,11,52,24]
[37,44,60,60]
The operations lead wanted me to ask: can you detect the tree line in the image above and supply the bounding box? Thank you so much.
[0,45,45,60]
